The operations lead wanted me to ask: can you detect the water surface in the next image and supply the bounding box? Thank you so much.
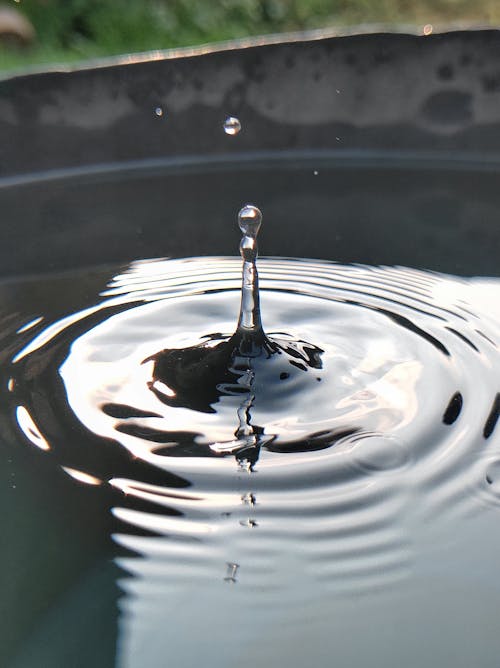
[1,157,500,667]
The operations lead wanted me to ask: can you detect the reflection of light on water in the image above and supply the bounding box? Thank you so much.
[62,467,101,485]
[113,507,214,536]
[8,258,500,668]
[13,303,103,362]
[16,315,43,334]
[15,405,50,451]
[336,360,422,431]
[432,276,500,325]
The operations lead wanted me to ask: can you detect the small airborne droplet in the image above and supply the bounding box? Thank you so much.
[223,116,241,135]
[154,107,164,117]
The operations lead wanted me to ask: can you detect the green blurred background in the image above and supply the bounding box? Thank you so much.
[0,0,498,72]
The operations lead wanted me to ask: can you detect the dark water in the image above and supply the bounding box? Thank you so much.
[2,158,500,667]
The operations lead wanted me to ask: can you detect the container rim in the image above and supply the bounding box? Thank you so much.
[0,22,497,81]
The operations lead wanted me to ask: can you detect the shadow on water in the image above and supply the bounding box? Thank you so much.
[0,268,119,667]
[0,422,120,667]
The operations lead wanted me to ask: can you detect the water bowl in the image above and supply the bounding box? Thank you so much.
[1,28,500,668]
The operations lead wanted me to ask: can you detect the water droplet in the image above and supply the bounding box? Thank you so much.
[423,24,433,35]
[154,106,164,117]
[238,204,262,238]
[223,116,241,135]
[313,170,319,176]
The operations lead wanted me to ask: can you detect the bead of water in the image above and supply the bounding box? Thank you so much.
[223,116,241,135]
[238,204,262,238]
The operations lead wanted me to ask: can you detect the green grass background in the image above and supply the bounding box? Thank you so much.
[1,0,499,71]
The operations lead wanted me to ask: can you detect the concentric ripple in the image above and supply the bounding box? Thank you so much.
[8,257,500,593]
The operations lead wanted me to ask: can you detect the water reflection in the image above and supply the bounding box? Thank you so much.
[4,257,500,667]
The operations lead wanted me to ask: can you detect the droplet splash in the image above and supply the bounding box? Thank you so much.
[125,204,325,469]
[5,203,500,602]
[223,116,241,135]
[237,204,262,332]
